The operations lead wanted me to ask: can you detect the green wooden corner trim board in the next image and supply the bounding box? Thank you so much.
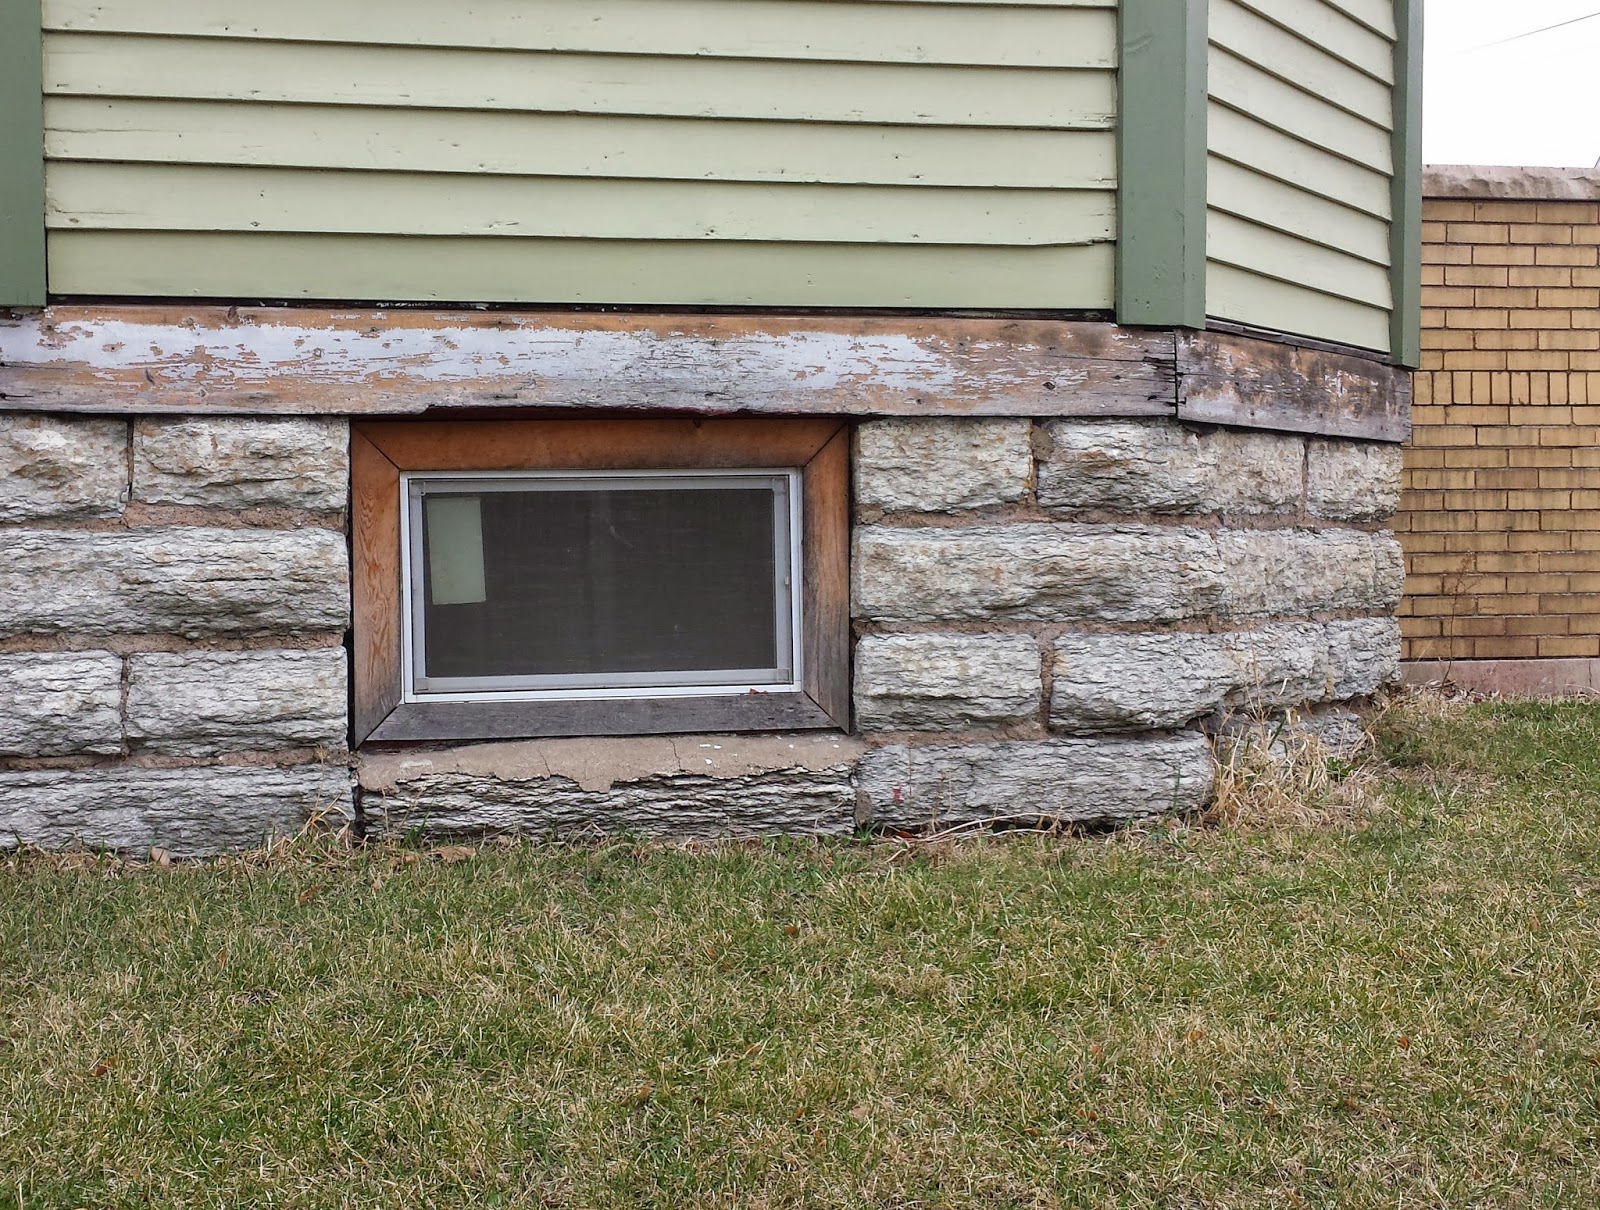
[1389,0,1424,367]
[1,0,46,307]
[1116,0,1208,330]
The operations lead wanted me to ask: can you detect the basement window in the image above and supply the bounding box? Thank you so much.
[351,419,849,744]
[404,470,800,699]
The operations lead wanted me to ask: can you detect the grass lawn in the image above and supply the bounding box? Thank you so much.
[3,695,1599,1208]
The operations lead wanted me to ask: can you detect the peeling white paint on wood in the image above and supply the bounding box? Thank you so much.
[0,307,1177,417]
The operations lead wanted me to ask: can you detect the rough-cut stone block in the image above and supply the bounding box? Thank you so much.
[1049,624,1328,734]
[1049,618,1397,735]
[1220,529,1403,618]
[0,764,353,858]
[1306,439,1402,522]
[1038,420,1303,515]
[0,652,123,756]
[0,527,350,637]
[854,419,1032,513]
[127,648,348,756]
[854,633,1040,731]
[361,734,863,840]
[1214,705,1371,766]
[1051,632,1236,733]
[134,418,349,511]
[854,524,1225,623]
[1326,616,1401,699]
[858,733,1214,830]
[0,414,127,521]
[1228,623,1333,708]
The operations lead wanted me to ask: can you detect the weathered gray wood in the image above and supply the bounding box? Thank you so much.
[1176,328,1409,442]
[366,693,840,743]
[0,307,1177,419]
[3,307,1408,442]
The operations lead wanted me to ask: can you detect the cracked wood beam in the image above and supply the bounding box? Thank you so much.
[0,307,1176,420]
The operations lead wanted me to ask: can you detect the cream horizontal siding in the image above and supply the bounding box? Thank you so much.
[40,0,1118,306]
[1206,0,1397,352]
[50,164,1115,246]
[43,0,1117,68]
[45,37,1117,130]
[45,100,1116,190]
[46,234,1117,308]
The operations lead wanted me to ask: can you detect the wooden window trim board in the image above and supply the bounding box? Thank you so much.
[352,417,851,745]
[1389,0,1423,368]
[1,0,45,306]
[1116,0,1208,329]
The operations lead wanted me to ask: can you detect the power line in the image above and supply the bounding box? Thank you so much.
[1469,10,1600,50]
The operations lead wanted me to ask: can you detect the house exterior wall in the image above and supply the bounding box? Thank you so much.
[38,0,1118,307]
[1400,166,1600,694]
[0,0,1423,854]
[1205,0,1400,352]
[0,369,1404,855]
[12,0,1423,362]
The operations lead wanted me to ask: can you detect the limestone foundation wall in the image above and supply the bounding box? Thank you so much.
[0,378,1404,854]
[0,416,354,856]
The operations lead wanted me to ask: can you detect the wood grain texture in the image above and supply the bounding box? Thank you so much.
[350,430,402,744]
[357,418,843,473]
[802,428,852,728]
[1177,328,1409,442]
[367,694,840,743]
[352,416,852,743]
[0,309,1175,419]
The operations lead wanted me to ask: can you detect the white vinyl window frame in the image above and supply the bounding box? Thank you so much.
[399,468,805,705]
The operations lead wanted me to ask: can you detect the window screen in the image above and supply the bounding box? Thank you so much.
[404,471,799,698]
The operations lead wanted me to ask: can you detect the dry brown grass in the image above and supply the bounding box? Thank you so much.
[1206,705,1384,831]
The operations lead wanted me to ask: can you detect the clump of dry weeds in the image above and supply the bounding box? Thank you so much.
[1205,704,1386,830]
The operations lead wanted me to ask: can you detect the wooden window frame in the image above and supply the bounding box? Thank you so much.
[352,418,850,744]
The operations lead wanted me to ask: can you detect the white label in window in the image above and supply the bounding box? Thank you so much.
[424,495,487,606]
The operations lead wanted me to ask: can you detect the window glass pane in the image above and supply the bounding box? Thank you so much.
[418,480,786,685]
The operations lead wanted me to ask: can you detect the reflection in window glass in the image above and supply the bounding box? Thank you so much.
[408,473,796,694]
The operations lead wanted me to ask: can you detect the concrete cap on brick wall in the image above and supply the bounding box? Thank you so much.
[1424,164,1600,201]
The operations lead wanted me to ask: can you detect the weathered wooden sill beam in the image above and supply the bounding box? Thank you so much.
[1177,330,1411,444]
[0,307,1176,420]
[0,306,1409,441]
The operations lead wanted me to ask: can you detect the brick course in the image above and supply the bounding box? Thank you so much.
[1403,170,1600,663]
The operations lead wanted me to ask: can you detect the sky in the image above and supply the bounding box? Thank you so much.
[1424,1,1600,167]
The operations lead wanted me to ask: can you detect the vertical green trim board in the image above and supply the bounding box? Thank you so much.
[0,0,46,306]
[1389,0,1423,367]
[1116,0,1208,329]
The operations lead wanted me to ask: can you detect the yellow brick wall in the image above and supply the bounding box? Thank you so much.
[1401,192,1600,661]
